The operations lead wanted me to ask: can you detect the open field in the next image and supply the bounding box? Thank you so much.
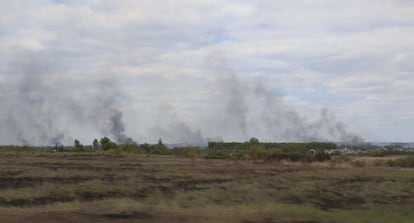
[0,152,413,223]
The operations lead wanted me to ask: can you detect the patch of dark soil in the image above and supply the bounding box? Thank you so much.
[373,194,414,205]
[0,196,73,207]
[311,197,343,210]
[120,163,142,167]
[26,162,100,171]
[78,191,124,201]
[67,166,114,171]
[241,217,275,223]
[306,187,366,210]
[282,195,305,205]
[140,177,231,192]
[290,221,322,223]
[101,211,153,219]
[0,176,95,189]
[172,178,231,191]
[0,170,23,177]
[0,190,129,207]
[335,176,391,185]
[100,175,129,183]
[24,161,141,171]
[310,195,365,210]
[142,176,179,183]
[135,185,175,198]
[282,189,366,210]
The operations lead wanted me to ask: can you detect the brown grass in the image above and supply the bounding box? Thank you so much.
[0,152,413,223]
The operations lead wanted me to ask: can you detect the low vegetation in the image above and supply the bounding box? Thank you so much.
[0,138,413,222]
[0,153,412,222]
[0,137,337,163]
[387,155,414,168]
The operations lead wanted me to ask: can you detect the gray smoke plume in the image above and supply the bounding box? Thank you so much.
[1,48,364,146]
[1,50,136,145]
[253,83,364,143]
[206,51,364,144]
[87,79,136,144]
[151,104,206,146]
[109,110,136,144]
[205,52,248,140]
[4,53,70,146]
[224,73,248,138]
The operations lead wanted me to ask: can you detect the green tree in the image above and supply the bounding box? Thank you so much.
[74,139,84,150]
[154,138,168,154]
[249,137,260,145]
[157,138,164,146]
[92,138,100,150]
[100,137,117,151]
[249,143,267,161]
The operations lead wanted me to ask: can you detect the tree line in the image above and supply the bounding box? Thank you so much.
[0,136,335,162]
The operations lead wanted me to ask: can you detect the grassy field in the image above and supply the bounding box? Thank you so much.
[0,152,413,223]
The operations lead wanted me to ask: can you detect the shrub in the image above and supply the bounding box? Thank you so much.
[120,144,142,154]
[203,150,232,159]
[312,149,331,162]
[172,147,201,158]
[387,156,414,168]
[329,155,351,167]
[100,137,117,151]
[351,160,366,167]
[249,144,267,161]
[373,159,387,167]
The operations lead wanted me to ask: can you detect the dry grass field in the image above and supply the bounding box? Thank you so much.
[0,152,413,223]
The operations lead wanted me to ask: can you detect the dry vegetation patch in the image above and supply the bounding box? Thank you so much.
[0,152,412,223]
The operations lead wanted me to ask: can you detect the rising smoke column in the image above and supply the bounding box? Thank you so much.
[1,50,137,145]
[204,52,249,140]
[150,104,206,146]
[1,47,364,146]
[254,84,364,143]
[206,51,364,144]
[224,72,248,138]
[4,53,70,145]
[86,78,136,144]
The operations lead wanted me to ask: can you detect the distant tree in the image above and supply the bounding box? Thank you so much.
[74,139,80,147]
[100,137,117,151]
[313,149,331,162]
[74,139,84,150]
[158,138,163,145]
[141,143,151,153]
[243,137,266,161]
[92,138,100,150]
[154,138,168,154]
[249,137,260,145]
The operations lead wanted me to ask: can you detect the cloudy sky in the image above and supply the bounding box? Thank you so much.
[1,0,413,145]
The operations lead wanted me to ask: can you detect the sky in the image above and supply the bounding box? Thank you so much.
[1,0,414,145]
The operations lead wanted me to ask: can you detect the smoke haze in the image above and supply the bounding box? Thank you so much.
[0,49,365,146]
[1,1,414,144]
[1,52,136,145]
[206,52,364,144]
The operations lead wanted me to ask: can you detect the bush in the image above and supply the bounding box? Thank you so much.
[172,147,201,158]
[387,156,414,168]
[373,159,387,167]
[100,137,117,151]
[120,144,142,154]
[351,160,366,167]
[204,141,333,163]
[249,144,267,161]
[203,150,232,159]
[329,155,351,167]
[312,149,331,162]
